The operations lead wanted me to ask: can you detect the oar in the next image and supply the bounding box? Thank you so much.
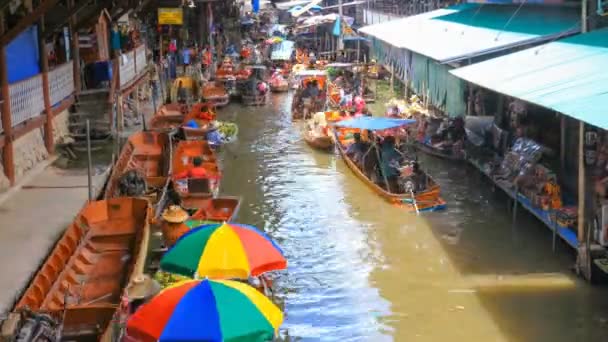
[409,189,420,215]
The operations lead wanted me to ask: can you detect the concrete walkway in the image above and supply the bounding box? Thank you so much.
[0,161,110,315]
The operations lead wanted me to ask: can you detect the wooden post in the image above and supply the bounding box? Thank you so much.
[135,85,141,122]
[560,115,566,170]
[117,93,124,132]
[86,119,93,201]
[578,121,585,243]
[0,23,15,184]
[467,84,473,116]
[40,17,54,153]
[69,0,80,94]
[390,64,394,95]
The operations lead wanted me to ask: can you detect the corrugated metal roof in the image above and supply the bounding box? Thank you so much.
[358,4,579,63]
[450,28,608,129]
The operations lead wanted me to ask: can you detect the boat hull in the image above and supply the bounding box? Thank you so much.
[181,195,241,222]
[105,131,169,199]
[335,131,445,211]
[13,198,151,339]
[303,130,334,151]
[415,141,466,161]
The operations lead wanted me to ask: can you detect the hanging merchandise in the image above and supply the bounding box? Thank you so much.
[252,0,260,13]
[585,127,598,166]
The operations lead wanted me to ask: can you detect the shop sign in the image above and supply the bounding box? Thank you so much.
[158,8,183,25]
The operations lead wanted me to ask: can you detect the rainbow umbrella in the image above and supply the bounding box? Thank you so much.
[160,223,287,279]
[126,279,283,342]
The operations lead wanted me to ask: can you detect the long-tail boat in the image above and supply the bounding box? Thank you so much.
[105,131,170,199]
[12,198,151,340]
[333,117,446,212]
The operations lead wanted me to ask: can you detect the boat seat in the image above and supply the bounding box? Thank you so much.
[188,178,212,194]
[88,219,138,237]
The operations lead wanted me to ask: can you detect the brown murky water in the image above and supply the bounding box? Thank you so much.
[216,92,608,342]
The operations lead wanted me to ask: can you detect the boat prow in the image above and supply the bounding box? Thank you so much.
[303,129,334,151]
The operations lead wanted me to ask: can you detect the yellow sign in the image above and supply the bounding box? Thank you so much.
[158,8,183,25]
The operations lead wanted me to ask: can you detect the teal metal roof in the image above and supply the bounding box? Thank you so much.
[358,4,579,63]
[451,28,608,129]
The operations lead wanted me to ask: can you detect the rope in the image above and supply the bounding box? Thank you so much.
[494,1,527,41]
[533,15,592,55]
[463,4,485,35]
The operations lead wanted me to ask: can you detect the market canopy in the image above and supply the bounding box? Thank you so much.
[334,117,416,130]
[450,28,608,130]
[358,4,579,64]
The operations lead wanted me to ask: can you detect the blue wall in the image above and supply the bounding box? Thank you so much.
[6,25,40,83]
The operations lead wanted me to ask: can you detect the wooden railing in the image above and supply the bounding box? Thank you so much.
[49,62,75,106]
[119,44,148,88]
[9,74,45,127]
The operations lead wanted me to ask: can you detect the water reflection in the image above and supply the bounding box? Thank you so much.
[217,93,608,342]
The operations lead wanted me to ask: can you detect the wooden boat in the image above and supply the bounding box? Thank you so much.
[172,141,221,194]
[201,82,230,107]
[13,198,151,340]
[105,131,170,199]
[181,195,241,222]
[291,70,327,120]
[334,128,446,212]
[181,103,218,140]
[149,104,187,132]
[303,129,334,151]
[415,140,466,161]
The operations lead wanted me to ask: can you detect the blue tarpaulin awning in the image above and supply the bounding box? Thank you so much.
[334,117,416,130]
[450,28,608,130]
[358,4,579,64]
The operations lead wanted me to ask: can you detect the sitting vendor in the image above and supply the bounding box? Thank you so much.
[346,132,368,166]
[380,136,403,193]
[173,156,217,180]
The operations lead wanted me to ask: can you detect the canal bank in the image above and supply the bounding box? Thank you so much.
[215,92,608,341]
[0,155,112,315]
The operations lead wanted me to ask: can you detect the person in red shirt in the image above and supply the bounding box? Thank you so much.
[173,157,219,179]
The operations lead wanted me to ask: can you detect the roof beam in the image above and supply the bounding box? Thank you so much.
[0,0,62,45]
[42,0,92,37]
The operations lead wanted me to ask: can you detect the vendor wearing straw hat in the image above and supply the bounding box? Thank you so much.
[161,205,190,248]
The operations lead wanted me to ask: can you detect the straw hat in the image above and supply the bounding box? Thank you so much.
[162,205,189,223]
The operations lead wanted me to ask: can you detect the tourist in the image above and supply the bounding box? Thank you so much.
[182,46,191,74]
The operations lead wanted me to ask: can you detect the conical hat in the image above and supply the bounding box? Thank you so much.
[162,205,189,223]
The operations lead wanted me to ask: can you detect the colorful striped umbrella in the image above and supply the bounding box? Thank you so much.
[126,279,283,342]
[160,223,287,279]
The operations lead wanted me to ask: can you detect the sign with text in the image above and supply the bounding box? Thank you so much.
[158,8,183,25]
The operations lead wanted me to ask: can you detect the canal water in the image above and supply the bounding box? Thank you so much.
[216,93,608,342]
